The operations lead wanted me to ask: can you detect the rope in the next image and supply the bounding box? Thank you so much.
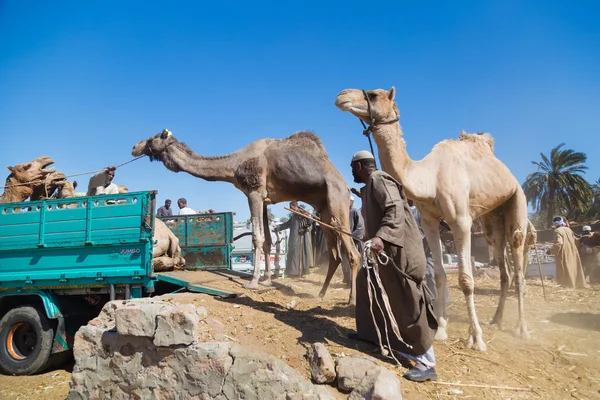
[1,155,146,190]
[361,240,411,365]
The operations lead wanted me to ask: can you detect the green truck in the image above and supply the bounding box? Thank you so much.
[0,190,236,375]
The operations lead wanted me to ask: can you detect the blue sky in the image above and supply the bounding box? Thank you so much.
[1,1,598,221]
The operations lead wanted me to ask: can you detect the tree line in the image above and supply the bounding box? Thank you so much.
[523,143,600,229]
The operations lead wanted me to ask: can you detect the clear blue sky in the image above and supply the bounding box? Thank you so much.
[1,1,598,221]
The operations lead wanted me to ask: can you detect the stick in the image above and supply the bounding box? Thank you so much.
[284,207,355,238]
[435,381,533,392]
[534,241,547,301]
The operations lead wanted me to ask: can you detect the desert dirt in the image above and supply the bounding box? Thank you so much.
[1,269,599,400]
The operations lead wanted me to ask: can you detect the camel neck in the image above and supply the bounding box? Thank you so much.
[0,183,32,204]
[370,122,417,195]
[165,143,237,184]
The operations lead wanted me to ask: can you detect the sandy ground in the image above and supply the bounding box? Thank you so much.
[1,269,599,400]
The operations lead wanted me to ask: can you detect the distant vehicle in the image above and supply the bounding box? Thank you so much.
[443,253,485,273]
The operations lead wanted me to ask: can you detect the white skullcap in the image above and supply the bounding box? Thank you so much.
[582,225,592,232]
[350,195,356,202]
[351,150,374,162]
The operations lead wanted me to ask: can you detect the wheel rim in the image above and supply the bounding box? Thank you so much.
[7,322,37,361]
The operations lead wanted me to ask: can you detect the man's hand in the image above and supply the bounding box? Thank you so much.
[370,236,384,253]
[351,188,362,198]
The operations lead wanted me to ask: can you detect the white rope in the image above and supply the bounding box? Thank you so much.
[362,240,412,365]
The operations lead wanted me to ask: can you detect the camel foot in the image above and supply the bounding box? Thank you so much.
[514,323,530,339]
[434,327,448,341]
[318,290,326,298]
[346,296,356,307]
[244,281,260,290]
[489,315,503,331]
[466,334,487,351]
[259,279,272,287]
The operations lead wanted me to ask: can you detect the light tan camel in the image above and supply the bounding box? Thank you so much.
[131,129,360,304]
[30,171,68,201]
[1,156,57,203]
[56,180,185,271]
[336,87,530,350]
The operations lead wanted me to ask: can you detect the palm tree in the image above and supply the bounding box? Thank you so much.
[523,143,592,227]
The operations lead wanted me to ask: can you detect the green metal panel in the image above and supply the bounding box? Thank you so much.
[0,191,156,291]
[159,212,233,269]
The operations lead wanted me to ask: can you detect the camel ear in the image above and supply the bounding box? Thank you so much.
[73,181,78,189]
[7,166,13,173]
[388,87,395,101]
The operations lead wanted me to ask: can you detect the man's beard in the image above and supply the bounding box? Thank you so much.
[352,171,362,183]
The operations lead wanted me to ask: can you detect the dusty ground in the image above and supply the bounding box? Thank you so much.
[1,270,599,400]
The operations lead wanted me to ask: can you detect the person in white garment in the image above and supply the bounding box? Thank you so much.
[87,166,119,196]
[177,198,196,215]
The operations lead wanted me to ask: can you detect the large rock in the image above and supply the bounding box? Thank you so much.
[69,298,332,399]
[335,356,379,392]
[308,343,336,384]
[349,367,402,400]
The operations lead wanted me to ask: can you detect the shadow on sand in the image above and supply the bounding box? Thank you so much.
[549,312,600,332]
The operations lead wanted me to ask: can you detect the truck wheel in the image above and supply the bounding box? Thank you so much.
[0,306,55,375]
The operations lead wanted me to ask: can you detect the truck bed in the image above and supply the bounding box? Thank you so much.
[0,191,156,291]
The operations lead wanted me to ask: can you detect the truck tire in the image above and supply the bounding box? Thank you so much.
[0,306,55,375]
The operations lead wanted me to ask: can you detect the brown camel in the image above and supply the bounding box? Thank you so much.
[56,180,185,271]
[131,129,360,303]
[336,87,530,350]
[30,171,68,201]
[1,156,57,203]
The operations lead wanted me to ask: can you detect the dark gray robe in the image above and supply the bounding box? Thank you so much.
[356,171,437,356]
[275,214,313,277]
[342,207,365,283]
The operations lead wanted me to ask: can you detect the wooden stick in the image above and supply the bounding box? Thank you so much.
[534,241,547,301]
[435,381,533,392]
[284,207,355,238]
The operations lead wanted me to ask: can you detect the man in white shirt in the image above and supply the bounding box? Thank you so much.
[87,166,119,196]
[177,198,196,215]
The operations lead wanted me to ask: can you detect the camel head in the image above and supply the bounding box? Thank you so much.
[132,129,177,161]
[335,87,399,124]
[2,156,56,203]
[30,171,68,200]
[56,181,78,199]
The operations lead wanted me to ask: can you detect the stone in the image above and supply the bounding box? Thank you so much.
[221,344,319,398]
[348,366,402,400]
[308,343,336,384]
[153,304,205,346]
[335,356,378,392]
[69,298,335,399]
[115,302,168,337]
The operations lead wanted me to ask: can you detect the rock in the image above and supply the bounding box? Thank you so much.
[154,304,205,346]
[336,355,379,392]
[115,302,168,337]
[221,344,319,399]
[349,366,402,399]
[308,343,336,384]
[69,297,332,399]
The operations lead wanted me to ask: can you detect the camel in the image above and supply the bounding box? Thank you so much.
[131,129,360,304]
[1,156,57,203]
[56,180,185,271]
[335,87,530,351]
[30,171,68,201]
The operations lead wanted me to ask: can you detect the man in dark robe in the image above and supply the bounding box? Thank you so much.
[274,201,313,277]
[348,150,438,382]
[342,195,365,284]
[311,211,329,270]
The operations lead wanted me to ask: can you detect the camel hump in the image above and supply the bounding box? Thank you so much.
[458,130,495,152]
[287,130,325,149]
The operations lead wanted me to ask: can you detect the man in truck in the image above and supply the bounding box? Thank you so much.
[87,166,119,196]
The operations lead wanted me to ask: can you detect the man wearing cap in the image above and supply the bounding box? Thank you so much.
[550,216,586,288]
[177,198,196,215]
[273,201,313,277]
[348,150,439,382]
[157,199,173,217]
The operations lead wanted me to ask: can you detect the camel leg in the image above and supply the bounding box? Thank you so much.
[318,227,343,300]
[482,213,509,331]
[452,217,486,351]
[340,233,359,306]
[421,216,448,341]
[505,193,530,339]
[245,193,264,290]
[259,205,273,286]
